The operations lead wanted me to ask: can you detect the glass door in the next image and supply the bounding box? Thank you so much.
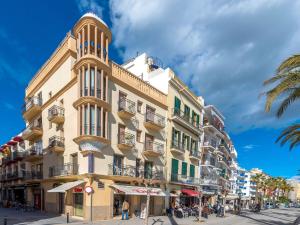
[74,193,83,217]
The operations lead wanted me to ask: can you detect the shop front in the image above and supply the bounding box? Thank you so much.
[110,184,169,218]
[180,189,200,207]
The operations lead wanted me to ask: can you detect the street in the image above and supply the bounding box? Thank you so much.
[0,208,299,225]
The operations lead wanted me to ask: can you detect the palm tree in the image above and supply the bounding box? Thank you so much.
[251,174,265,204]
[263,55,300,149]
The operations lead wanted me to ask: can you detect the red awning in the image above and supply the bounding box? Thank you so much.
[181,189,200,197]
[7,140,17,146]
[13,136,23,142]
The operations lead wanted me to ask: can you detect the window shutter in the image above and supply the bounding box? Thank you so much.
[182,162,187,176]
[190,165,195,177]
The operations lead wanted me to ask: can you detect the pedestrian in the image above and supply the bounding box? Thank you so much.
[122,199,129,220]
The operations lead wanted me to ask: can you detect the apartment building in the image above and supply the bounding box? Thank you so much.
[123,53,204,207]
[0,13,170,221]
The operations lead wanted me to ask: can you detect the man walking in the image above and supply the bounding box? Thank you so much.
[122,199,129,220]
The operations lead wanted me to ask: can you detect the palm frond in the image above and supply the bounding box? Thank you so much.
[263,72,290,86]
[276,124,300,150]
[290,135,300,150]
[265,73,300,112]
[276,88,300,117]
[277,54,300,73]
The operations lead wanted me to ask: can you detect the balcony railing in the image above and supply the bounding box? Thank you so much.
[48,105,65,120]
[25,171,43,180]
[118,132,135,146]
[82,123,101,136]
[24,120,42,133]
[108,164,163,180]
[219,141,231,154]
[48,136,65,148]
[172,108,199,129]
[22,96,42,113]
[144,140,164,155]
[171,140,185,152]
[171,173,199,185]
[27,145,43,156]
[190,150,201,158]
[145,112,166,128]
[48,163,79,177]
[118,98,136,114]
[203,139,217,149]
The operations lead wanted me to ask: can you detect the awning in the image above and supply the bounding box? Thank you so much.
[181,189,200,197]
[13,136,23,142]
[110,184,176,197]
[48,180,85,193]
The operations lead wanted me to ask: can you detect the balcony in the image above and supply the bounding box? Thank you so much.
[22,121,43,141]
[218,157,230,169]
[25,171,43,180]
[74,124,110,155]
[22,96,42,121]
[170,173,199,185]
[118,98,136,119]
[189,150,201,161]
[107,164,163,181]
[11,151,25,161]
[143,140,164,157]
[171,108,201,134]
[144,112,165,131]
[219,141,231,155]
[48,105,65,124]
[49,163,79,178]
[25,146,43,162]
[117,132,135,151]
[170,140,185,155]
[203,122,224,138]
[48,136,65,153]
[202,141,217,152]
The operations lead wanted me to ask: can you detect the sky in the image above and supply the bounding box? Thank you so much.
[0,0,300,178]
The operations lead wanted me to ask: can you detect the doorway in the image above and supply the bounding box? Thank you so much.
[58,193,65,214]
[74,193,84,217]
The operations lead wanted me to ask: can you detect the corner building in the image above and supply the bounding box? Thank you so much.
[21,13,167,220]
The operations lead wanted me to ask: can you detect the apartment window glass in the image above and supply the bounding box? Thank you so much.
[90,105,95,135]
[144,161,153,179]
[113,155,123,175]
[137,101,142,113]
[90,68,95,96]
[84,105,88,134]
[96,70,101,98]
[84,68,89,96]
[174,96,181,113]
[182,162,187,177]
[88,153,94,173]
[103,75,107,100]
[185,136,190,150]
[136,130,141,142]
[184,105,190,118]
[96,107,101,136]
[135,159,141,177]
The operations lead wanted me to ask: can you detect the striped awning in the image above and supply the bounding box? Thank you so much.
[47,180,85,193]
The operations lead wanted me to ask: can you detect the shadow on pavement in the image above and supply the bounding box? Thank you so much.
[239,211,293,225]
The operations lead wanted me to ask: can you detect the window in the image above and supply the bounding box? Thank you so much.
[174,96,181,113]
[184,105,190,118]
[90,68,95,96]
[90,105,95,135]
[137,101,142,113]
[135,159,141,177]
[96,70,101,98]
[113,155,123,175]
[84,68,89,96]
[96,107,101,136]
[190,165,195,178]
[136,130,141,142]
[144,161,153,179]
[182,162,187,177]
[172,127,181,145]
[184,135,190,150]
[37,92,43,105]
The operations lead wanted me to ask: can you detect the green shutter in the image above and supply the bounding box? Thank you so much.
[182,162,187,176]
[190,165,195,177]
[196,114,200,127]
[171,158,179,175]
[174,97,181,112]
[172,127,175,143]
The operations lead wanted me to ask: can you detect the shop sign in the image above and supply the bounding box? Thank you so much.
[97,181,104,189]
[133,188,161,195]
[73,186,83,193]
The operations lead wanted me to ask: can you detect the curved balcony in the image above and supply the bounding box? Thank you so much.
[22,121,43,141]
[171,108,201,134]
[202,141,216,152]
[143,140,164,157]
[74,124,110,155]
[48,105,65,124]
[22,96,42,121]
[189,150,201,161]
[144,112,165,131]
[48,136,65,153]
[118,98,136,120]
[73,94,110,111]
[117,132,135,151]
[25,146,43,162]
[170,140,185,155]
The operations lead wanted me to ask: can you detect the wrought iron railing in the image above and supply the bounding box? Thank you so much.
[48,163,79,177]
[171,139,185,152]
[22,96,42,113]
[48,105,65,120]
[144,140,164,155]
[48,136,65,148]
[145,111,165,127]
[171,173,199,185]
[172,108,199,129]
[118,132,135,146]
[118,98,136,114]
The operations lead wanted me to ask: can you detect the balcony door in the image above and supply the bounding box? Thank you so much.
[171,158,179,181]
[145,134,154,150]
[146,106,155,122]
[119,92,127,110]
[113,155,123,175]
[118,124,125,144]
[71,153,78,175]
[144,161,153,179]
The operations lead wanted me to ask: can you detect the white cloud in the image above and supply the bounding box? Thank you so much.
[76,0,300,133]
[76,0,104,17]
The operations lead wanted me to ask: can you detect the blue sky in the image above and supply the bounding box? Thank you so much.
[1,0,300,178]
